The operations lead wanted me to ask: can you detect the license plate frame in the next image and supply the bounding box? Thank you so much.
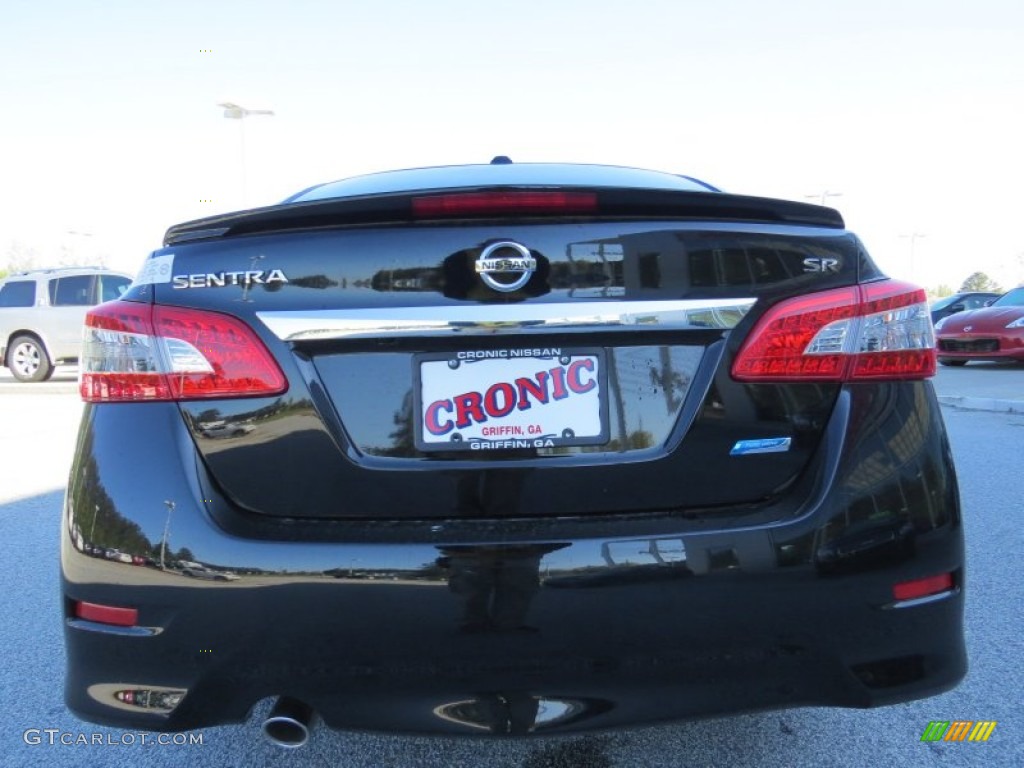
[413,347,609,453]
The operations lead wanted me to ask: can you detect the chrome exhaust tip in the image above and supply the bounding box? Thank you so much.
[262,696,317,748]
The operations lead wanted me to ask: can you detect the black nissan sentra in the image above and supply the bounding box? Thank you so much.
[62,161,965,745]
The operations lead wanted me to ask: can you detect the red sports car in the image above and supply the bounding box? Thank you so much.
[935,286,1024,365]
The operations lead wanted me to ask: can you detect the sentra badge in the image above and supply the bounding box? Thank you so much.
[172,269,289,289]
[475,241,536,293]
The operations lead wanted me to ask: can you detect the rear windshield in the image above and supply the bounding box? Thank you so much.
[289,165,716,203]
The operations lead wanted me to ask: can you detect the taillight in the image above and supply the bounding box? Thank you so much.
[732,280,935,382]
[81,301,287,402]
[892,572,954,602]
[412,190,597,218]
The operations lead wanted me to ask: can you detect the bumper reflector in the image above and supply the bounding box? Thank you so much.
[74,600,139,627]
[892,573,954,602]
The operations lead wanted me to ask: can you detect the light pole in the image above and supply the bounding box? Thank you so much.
[217,102,274,206]
[805,190,843,206]
[159,500,175,570]
[900,232,927,281]
[64,230,95,266]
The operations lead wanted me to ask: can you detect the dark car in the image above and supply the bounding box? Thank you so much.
[63,161,964,745]
[930,291,1001,325]
[935,285,1024,365]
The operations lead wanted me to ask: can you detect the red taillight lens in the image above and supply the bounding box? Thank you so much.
[81,301,287,402]
[412,191,597,217]
[152,306,286,399]
[732,280,936,382]
[892,572,954,601]
[74,600,138,627]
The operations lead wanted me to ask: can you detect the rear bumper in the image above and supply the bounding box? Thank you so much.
[62,383,966,736]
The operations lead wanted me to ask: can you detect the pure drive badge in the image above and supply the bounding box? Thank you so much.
[475,241,537,293]
[172,269,289,289]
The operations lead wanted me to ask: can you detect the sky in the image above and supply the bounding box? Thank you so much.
[1,0,1022,291]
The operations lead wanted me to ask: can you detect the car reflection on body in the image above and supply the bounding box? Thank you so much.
[935,286,1024,366]
[196,420,256,439]
[103,549,133,564]
[176,561,240,581]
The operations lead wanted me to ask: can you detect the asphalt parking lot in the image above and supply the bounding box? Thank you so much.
[0,366,78,393]
[1,362,1022,767]
[930,361,1024,414]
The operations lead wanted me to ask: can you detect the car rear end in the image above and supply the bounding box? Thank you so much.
[62,164,965,739]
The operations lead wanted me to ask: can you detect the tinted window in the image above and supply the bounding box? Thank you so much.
[99,275,131,302]
[50,275,95,306]
[0,281,36,308]
[993,287,1024,307]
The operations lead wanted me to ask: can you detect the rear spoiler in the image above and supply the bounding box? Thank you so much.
[164,187,845,245]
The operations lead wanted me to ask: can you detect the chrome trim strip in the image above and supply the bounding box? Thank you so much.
[882,587,959,611]
[66,619,163,637]
[257,299,755,341]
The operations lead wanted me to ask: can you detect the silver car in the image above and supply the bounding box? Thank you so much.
[0,266,132,381]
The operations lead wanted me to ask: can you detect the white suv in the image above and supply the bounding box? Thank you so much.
[0,266,132,382]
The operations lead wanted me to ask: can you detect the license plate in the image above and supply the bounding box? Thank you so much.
[414,348,608,452]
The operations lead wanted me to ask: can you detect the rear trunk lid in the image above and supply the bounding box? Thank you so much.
[140,180,865,520]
